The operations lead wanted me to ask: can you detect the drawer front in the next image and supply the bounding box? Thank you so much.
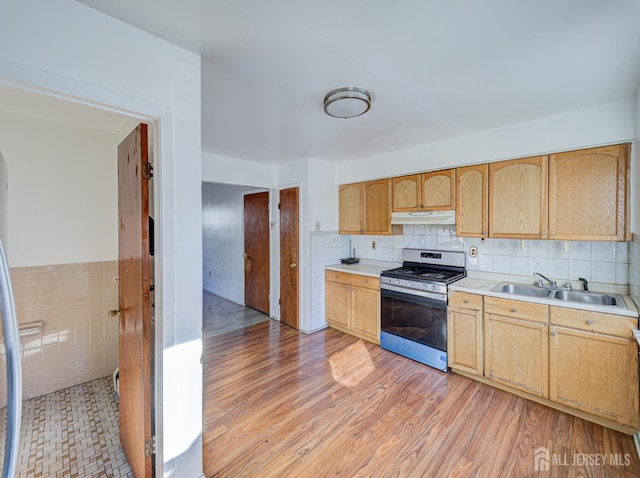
[484,296,548,323]
[449,291,482,310]
[350,274,380,290]
[550,307,636,339]
[325,270,351,285]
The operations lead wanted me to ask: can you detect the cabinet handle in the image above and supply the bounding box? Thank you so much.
[463,299,470,304]
[549,231,555,236]
[482,231,487,236]
[586,319,594,325]
[550,330,557,336]
[510,308,517,313]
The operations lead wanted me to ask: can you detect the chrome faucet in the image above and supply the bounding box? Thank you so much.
[533,272,557,288]
[578,277,589,292]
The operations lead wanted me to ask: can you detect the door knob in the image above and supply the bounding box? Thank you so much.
[290,262,297,268]
[108,309,121,318]
[242,253,248,259]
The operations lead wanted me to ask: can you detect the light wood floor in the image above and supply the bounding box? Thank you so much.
[202,298,640,477]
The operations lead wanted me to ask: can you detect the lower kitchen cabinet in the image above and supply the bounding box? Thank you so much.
[484,312,549,399]
[549,308,639,428]
[325,270,380,343]
[448,291,640,433]
[447,291,483,376]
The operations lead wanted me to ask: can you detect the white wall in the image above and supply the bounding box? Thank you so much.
[0,152,7,248]
[202,152,277,189]
[337,98,637,184]
[0,2,203,476]
[307,158,338,232]
[202,183,245,303]
[0,110,119,267]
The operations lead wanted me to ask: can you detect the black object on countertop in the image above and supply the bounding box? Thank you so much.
[340,257,360,265]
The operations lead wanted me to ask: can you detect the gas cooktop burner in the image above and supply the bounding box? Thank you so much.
[381,267,465,284]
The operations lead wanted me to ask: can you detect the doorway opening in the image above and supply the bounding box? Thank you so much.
[0,83,155,476]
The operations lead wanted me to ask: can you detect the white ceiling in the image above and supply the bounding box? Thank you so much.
[77,0,640,165]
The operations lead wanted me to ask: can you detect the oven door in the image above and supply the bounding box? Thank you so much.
[380,286,447,352]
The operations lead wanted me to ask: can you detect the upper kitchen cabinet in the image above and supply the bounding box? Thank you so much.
[489,156,548,239]
[363,179,401,235]
[339,183,364,234]
[548,144,630,241]
[392,174,421,211]
[340,179,401,235]
[392,169,455,212]
[422,169,456,210]
[456,164,488,238]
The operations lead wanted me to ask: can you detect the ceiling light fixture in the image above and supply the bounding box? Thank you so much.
[323,87,372,119]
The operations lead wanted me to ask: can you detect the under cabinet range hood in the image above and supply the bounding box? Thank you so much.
[390,210,456,225]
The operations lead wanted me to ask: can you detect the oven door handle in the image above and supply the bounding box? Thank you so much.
[381,287,447,310]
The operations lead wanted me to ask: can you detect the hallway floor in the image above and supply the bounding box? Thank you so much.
[0,377,132,477]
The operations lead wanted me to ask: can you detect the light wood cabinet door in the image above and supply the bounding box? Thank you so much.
[548,144,629,241]
[392,174,421,212]
[448,310,483,376]
[484,313,549,398]
[363,179,394,234]
[456,164,488,237]
[489,156,548,239]
[339,183,364,234]
[325,280,350,328]
[422,169,455,210]
[351,285,380,340]
[549,325,639,428]
[448,291,483,375]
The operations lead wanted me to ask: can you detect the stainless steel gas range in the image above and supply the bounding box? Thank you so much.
[380,248,466,372]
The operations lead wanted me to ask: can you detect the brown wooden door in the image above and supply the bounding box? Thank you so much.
[244,192,270,314]
[279,187,299,329]
[118,123,152,478]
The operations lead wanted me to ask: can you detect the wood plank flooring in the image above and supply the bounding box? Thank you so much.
[202,298,640,477]
[203,291,270,337]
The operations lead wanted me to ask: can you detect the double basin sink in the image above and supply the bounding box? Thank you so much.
[490,282,627,309]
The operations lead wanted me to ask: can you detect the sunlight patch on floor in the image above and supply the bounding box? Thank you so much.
[329,340,375,387]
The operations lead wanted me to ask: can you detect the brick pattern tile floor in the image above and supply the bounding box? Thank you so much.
[0,377,132,477]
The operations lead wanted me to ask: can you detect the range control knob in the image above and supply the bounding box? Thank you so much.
[407,281,413,287]
[431,285,438,291]
[395,279,400,285]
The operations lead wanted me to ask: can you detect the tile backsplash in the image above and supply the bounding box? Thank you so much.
[352,225,629,285]
[310,226,631,332]
[0,261,119,407]
[629,234,640,308]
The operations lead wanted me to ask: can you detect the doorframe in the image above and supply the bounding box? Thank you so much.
[0,59,170,476]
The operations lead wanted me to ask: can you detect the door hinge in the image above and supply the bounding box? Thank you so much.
[278,298,281,305]
[278,203,281,209]
[145,436,156,456]
[143,163,154,180]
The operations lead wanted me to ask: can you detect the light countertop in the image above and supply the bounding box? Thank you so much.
[450,273,639,318]
[325,260,401,278]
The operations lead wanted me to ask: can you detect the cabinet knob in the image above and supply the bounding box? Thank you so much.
[463,299,470,304]
[586,319,594,325]
[482,230,487,236]
[550,330,557,336]
[510,308,517,313]
[549,231,555,236]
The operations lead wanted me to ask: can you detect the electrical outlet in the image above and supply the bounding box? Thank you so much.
[371,240,377,250]
[469,246,478,258]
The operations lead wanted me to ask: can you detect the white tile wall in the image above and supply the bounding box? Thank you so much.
[0,261,119,406]
[310,226,632,331]
[629,235,640,308]
[309,232,349,331]
[350,226,629,284]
